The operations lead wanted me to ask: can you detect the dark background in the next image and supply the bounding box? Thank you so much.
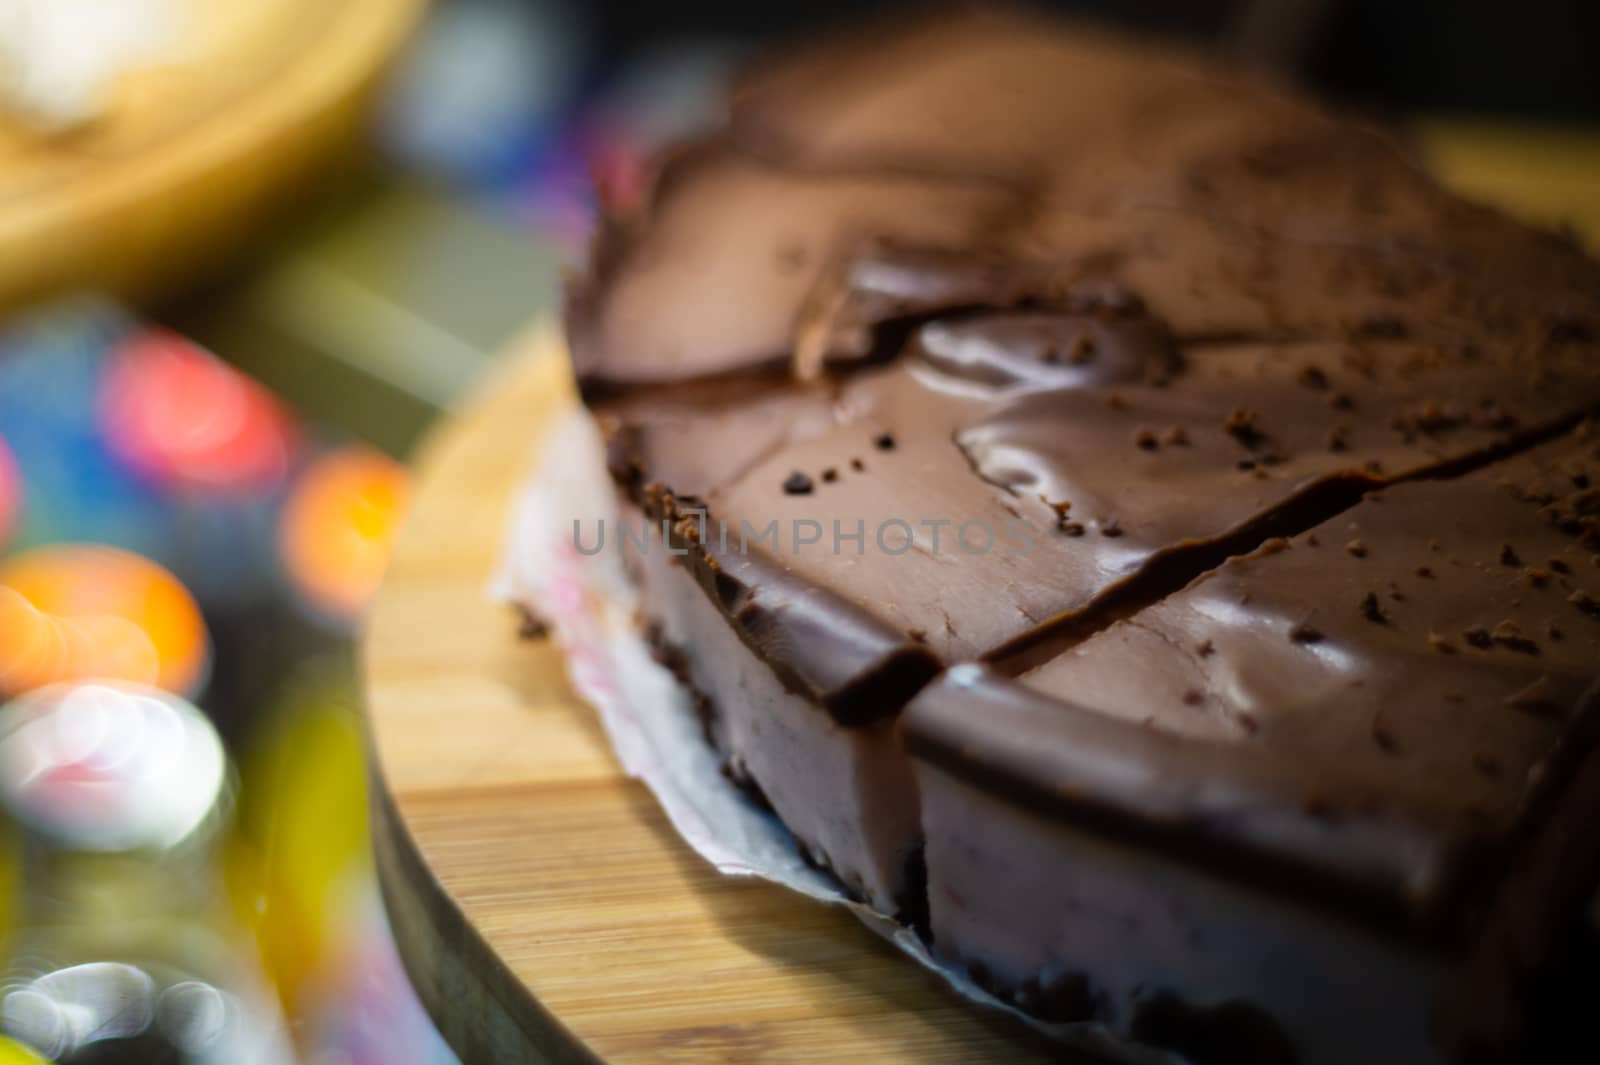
[580,0,1600,119]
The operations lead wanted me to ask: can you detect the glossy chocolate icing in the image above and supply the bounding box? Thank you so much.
[561,10,1600,1061]
[907,429,1600,930]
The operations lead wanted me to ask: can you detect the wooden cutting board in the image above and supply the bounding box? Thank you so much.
[361,329,1070,1064]
[362,127,1600,1064]
[0,0,424,314]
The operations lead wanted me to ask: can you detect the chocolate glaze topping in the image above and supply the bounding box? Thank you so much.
[906,429,1600,932]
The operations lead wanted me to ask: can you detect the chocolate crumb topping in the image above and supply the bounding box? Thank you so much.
[1223,408,1267,449]
[874,432,897,451]
[1523,567,1552,588]
[1427,632,1457,654]
[1182,689,1204,706]
[1162,425,1190,447]
[1060,521,1086,537]
[849,458,865,472]
[1100,518,1124,538]
[1329,392,1356,411]
[1570,589,1599,616]
[1372,723,1400,753]
[1359,593,1387,624]
[1499,543,1521,566]
[1297,365,1329,391]
[783,471,815,495]
[822,467,839,483]
[1490,620,1538,654]
[1416,566,1435,578]
[1134,428,1159,451]
[1462,625,1493,649]
[1195,639,1215,657]
[1346,539,1368,558]
[1289,622,1324,645]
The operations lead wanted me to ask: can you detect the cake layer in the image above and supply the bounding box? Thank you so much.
[905,429,1600,1061]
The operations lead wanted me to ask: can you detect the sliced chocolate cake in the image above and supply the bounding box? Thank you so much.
[555,9,1600,1063]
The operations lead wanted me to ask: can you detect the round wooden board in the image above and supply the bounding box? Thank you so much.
[0,0,424,313]
[361,330,1071,1064]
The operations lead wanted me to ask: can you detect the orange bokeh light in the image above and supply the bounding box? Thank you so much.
[0,546,208,698]
[280,448,409,621]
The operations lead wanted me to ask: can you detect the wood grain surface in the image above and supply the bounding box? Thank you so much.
[0,0,425,313]
[362,129,1600,1064]
[362,333,1071,1064]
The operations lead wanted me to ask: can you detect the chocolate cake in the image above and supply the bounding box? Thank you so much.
[559,10,1600,1063]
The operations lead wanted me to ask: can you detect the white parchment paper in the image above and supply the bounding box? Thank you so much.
[491,405,1170,1063]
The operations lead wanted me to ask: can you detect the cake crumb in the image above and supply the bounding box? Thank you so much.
[1297,365,1329,390]
[1290,622,1324,645]
[1223,408,1266,449]
[1491,620,1538,654]
[1359,593,1387,623]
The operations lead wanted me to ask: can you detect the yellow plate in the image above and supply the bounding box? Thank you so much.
[0,0,426,313]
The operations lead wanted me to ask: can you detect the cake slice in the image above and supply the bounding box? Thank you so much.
[552,10,1600,1059]
[906,429,1600,1063]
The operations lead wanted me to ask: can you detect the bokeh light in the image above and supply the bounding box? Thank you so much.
[279,449,409,622]
[0,436,19,548]
[99,330,297,494]
[0,682,226,854]
[0,546,209,698]
[0,1035,47,1065]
